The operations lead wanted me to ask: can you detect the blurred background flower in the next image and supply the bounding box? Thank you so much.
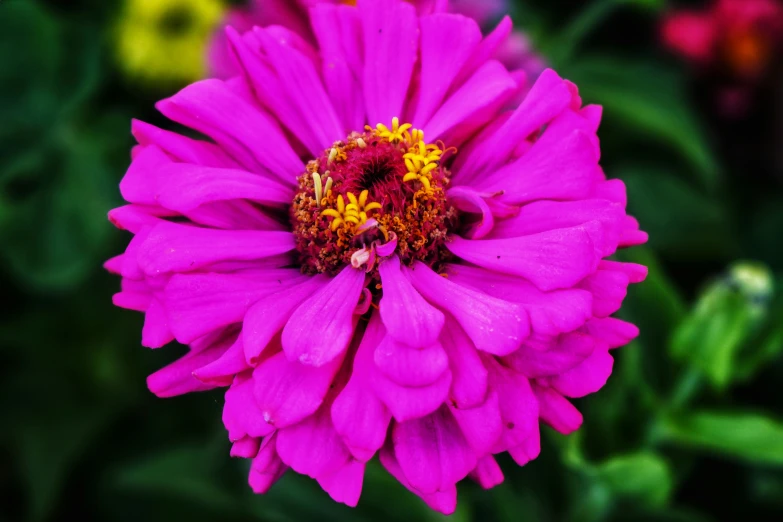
[661,0,783,115]
[209,0,547,90]
[2,0,783,521]
[116,0,225,85]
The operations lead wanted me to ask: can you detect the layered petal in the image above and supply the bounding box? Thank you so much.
[447,223,601,292]
[407,261,529,355]
[282,266,366,366]
[392,407,477,494]
[379,256,444,347]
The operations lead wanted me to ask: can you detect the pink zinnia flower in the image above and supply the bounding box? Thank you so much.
[208,0,546,87]
[108,0,646,513]
[662,0,783,75]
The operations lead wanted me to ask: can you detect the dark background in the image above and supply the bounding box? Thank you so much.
[1,0,783,520]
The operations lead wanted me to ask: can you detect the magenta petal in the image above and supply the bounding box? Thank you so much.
[131,119,238,169]
[469,455,504,489]
[474,130,598,204]
[194,333,249,386]
[379,445,457,515]
[586,317,640,349]
[282,266,366,366]
[155,164,292,213]
[223,372,275,441]
[332,313,392,462]
[379,256,444,347]
[503,332,596,379]
[252,27,344,155]
[446,186,495,240]
[578,268,630,317]
[138,221,295,275]
[109,204,173,234]
[230,436,261,459]
[311,5,365,134]
[244,276,328,365]
[316,459,365,508]
[147,340,231,398]
[490,199,625,258]
[407,261,529,356]
[447,224,600,292]
[141,298,174,348]
[446,264,593,337]
[164,270,305,344]
[157,79,303,182]
[253,351,344,429]
[459,69,572,180]
[249,434,288,494]
[424,60,516,142]
[550,343,614,398]
[392,407,477,494]
[452,16,512,92]
[119,145,173,206]
[360,0,419,126]
[276,402,352,479]
[413,13,482,126]
[371,364,452,422]
[448,392,503,455]
[533,385,583,434]
[486,358,539,450]
[439,316,488,409]
[508,428,541,466]
[112,289,150,312]
[374,335,449,387]
[600,260,648,284]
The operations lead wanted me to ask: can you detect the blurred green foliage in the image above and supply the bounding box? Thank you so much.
[1,0,783,521]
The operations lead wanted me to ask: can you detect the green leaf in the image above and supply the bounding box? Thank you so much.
[670,262,773,389]
[0,0,60,135]
[660,411,783,465]
[0,116,125,291]
[615,247,686,351]
[542,0,665,68]
[565,57,719,189]
[112,441,239,513]
[619,167,735,260]
[11,400,114,522]
[735,319,783,382]
[596,453,673,507]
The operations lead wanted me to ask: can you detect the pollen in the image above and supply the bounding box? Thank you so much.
[375,117,412,144]
[321,190,382,231]
[291,119,457,275]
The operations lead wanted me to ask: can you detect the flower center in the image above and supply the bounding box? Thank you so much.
[291,119,457,275]
[158,6,194,36]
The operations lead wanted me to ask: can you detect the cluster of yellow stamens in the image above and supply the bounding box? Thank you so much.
[312,171,334,207]
[403,138,444,194]
[374,117,412,144]
[321,190,382,231]
[292,118,456,275]
[316,118,449,232]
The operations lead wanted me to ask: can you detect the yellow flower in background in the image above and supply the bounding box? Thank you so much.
[116,0,225,86]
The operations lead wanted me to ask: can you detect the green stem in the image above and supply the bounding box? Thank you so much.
[549,0,622,68]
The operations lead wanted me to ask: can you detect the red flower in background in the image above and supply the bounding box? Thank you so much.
[662,0,783,114]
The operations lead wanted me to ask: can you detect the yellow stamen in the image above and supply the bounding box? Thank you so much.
[376,117,412,144]
[323,176,333,205]
[319,189,383,231]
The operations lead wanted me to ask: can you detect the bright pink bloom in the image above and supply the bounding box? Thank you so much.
[109,0,646,513]
[208,0,545,87]
[662,0,783,79]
